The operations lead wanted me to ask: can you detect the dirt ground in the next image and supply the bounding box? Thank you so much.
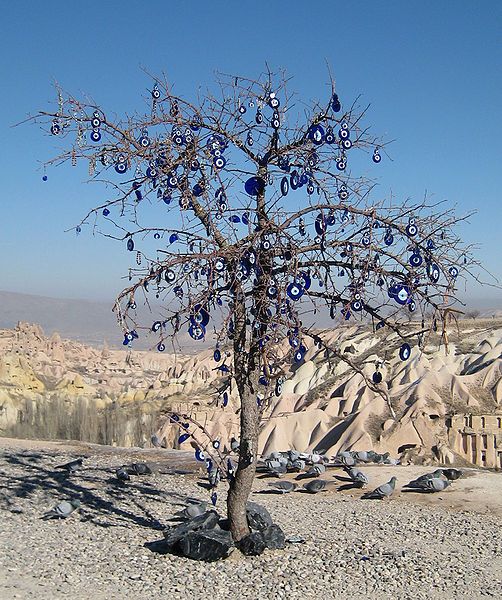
[1,436,501,600]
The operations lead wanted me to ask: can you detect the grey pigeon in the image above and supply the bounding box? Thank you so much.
[404,470,444,488]
[267,451,283,460]
[344,467,369,487]
[151,434,165,448]
[288,450,300,463]
[290,459,306,472]
[43,499,81,519]
[354,451,371,463]
[208,466,220,488]
[441,468,463,481]
[373,452,390,465]
[267,481,298,494]
[267,464,288,477]
[303,479,328,494]
[173,501,207,520]
[265,458,285,469]
[334,454,356,467]
[362,477,397,499]
[309,452,323,464]
[128,462,152,475]
[55,458,83,474]
[366,450,379,462]
[296,462,326,480]
[414,477,451,493]
[116,467,130,482]
[230,437,240,452]
[226,458,237,478]
[306,463,326,477]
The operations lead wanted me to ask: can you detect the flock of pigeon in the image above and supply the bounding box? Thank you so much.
[259,449,463,499]
[41,448,463,520]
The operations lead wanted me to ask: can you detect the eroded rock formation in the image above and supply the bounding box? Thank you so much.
[0,320,501,466]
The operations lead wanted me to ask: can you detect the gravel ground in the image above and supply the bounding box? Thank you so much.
[0,440,501,600]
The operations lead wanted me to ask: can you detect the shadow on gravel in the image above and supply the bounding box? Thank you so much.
[0,450,192,531]
[400,488,441,494]
[336,483,364,491]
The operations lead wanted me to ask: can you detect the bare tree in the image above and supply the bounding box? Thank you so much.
[465,309,480,320]
[31,68,477,542]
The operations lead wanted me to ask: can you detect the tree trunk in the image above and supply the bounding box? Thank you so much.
[227,170,268,542]
[227,286,259,542]
[227,383,259,541]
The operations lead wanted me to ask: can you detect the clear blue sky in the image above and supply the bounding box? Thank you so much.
[1,1,501,307]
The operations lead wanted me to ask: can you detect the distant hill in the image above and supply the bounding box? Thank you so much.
[0,290,120,347]
[1,289,501,350]
[0,290,210,351]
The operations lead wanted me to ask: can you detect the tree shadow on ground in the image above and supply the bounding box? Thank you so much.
[0,449,197,531]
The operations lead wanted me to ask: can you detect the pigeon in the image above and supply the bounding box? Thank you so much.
[344,467,369,487]
[362,477,397,499]
[380,452,390,462]
[151,434,165,448]
[303,480,328,494]
[266,464,288,477]
[371,452,390,465]
[441,468,463,481]
[208,466,220,488]
[127,462,152,475]
[413,477,451,493]
[309,452,323,464]
[354,451,371,463]
[173,501,207,520]
[306,463,326,477]
[226,458,237,478]
[290,459,306,472]
[404,470,444,488]
[266,455,289,467]
[267,481,298,494]
[230,437,240,452]
[43,499,81,519]
[116,467,130,482]
[288,450,301,463]
[334,454,356,467]
[366,450,379,462]
[55,458,83,474]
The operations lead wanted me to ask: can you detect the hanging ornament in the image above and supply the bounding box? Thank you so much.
[399,343,411,361]
[372,371,383,384]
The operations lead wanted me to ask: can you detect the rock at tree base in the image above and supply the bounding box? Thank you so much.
[262,524,286,550]
[163,510,220,548]
[239,531,267,556]
[151,506,285,560]
[246,501,273,531]
[178,529,234,562]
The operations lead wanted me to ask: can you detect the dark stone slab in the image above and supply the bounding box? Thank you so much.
[163,510,220,548]
[178,529,234,562]
[239,531,266,556]
[262,524,286,550]
[246,501,273,531]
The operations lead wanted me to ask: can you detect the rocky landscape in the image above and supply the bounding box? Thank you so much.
[1,321,501,599]
[1,319,501,469]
